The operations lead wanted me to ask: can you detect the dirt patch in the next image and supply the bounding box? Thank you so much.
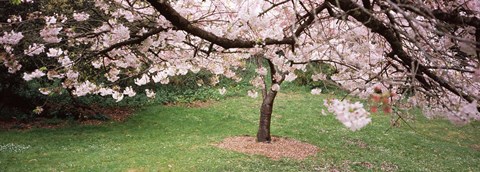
[380,161,399,172]
[0,106,134,130]
[215,136,319,160]
[344,138,368,149]
[470,144,480,151]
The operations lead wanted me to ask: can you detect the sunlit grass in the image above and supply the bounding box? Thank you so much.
[0,91,479,171]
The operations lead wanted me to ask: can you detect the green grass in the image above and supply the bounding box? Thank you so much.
[0,91,479,171]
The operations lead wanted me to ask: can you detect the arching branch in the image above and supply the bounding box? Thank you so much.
[326,0,476,103]
[146,0,328,49]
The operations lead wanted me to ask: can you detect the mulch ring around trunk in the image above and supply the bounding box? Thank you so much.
[215,136,319,160]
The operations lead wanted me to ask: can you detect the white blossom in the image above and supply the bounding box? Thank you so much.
[23,69,45,81]
[123,86,136,97]
[145,89,155,98]
[112,91,124,102]
[247,90,258,98]
[219,87,226,95]
[38,88,51,95]
[72,81,97,96]
[134,74,150,86]
[33,106,43,114]
[311,88,322,95]
[97,88,113,96]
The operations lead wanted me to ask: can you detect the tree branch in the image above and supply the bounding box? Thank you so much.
[146,0,294,49]
[327,0,475,103]
[92,27,168,57]
[146,0,328,49]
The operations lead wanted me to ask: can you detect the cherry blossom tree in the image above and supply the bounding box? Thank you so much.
[1,0,479,142]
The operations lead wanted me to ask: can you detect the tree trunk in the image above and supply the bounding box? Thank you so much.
[256,91,277,142]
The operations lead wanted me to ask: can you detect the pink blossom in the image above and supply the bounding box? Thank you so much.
[66,70,79,80]
[211,64,224,75]
[58,56,73,67]
[44,16,57,25]
[40,26,62,43]
[111,24,130,41]
[312,73,326,81]
[274,74,283,82]
[250,76,264,88]
[474,67,480,81]
[47,48,63,57]
[73,12,90,21]
[106,68,120,82]
[73,81,97,96]
[324,99,371,131]
[284,73,297,82]
[92,60,103,69]
[459,100,480,121]
[0,31,24,45]
[256,67,268,76]
[24,43,45,56]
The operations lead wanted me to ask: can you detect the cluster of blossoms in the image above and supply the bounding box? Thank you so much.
[310,88,322,95]
[73,12,90,22]
[0,31,24,45]
[39,16,63,43]
[324,99,372,131]
[247,90,259,98]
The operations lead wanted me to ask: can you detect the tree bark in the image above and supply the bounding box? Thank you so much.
[256,91,278,142]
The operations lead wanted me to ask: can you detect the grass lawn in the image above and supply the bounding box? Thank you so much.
[0,91,479,171]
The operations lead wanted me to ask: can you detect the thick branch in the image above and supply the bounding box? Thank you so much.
[327,0,475,102]
[146,0,294,49]
[146,0,327,49]
[294,3,329,37]
[432,10,480,28]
